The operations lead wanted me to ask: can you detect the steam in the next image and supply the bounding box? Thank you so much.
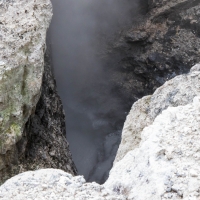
[48,0,147,183]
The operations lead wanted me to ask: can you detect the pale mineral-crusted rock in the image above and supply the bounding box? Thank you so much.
[115,63,200,163]
[0,0,77,183]
[0,168,124,200]
[105,95,200,199]
[1,65,200,199]
[0,0,52,172]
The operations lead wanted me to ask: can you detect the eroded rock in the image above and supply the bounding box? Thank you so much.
[16,50,77,176]
[107,0,200,108]
[106,95,200,199]
[0,0,77,184]
[0,0,77,183]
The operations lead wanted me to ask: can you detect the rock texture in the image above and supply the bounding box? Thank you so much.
[15,50,77,176]
[1,0,200,197]
[105,0,200,107]
[0,168,124,200]
[0,0,77,183]
[0,65,200,199]
[115,63,200,163]
[105,96,200,200]
[0,0,52,176]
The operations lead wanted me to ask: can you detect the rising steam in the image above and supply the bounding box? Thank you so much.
[48,0,147,183]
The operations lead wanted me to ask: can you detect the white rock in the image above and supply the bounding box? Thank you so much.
[115,65,200,164]
[105,94,200,199]
[0,0,52,166]
[0,61,5,66]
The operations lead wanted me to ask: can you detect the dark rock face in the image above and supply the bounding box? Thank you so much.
[0,50,77,184]
[19,50,77,175]
[104,0,200,108]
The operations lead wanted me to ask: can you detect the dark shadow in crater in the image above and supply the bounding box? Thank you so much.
[48,0,148,183]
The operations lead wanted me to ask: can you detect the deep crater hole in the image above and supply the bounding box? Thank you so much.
[48,0,148,184]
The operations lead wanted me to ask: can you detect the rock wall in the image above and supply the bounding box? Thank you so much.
[0,0,52,178]
[17,50,77,176]
[0,0,76,183]
[105,82,200,199]
[0,64,200,199]
[105,0,200,108]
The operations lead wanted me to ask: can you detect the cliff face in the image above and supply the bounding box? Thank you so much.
[0,0,52,180]
[105,0,200,107]
[0,0,76,183]
[15,51,77,176]
[1,64,200,199]
[113,0,200,164]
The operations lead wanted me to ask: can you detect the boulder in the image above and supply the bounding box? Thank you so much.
[115,64,200,163]
[0,0,77,183]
